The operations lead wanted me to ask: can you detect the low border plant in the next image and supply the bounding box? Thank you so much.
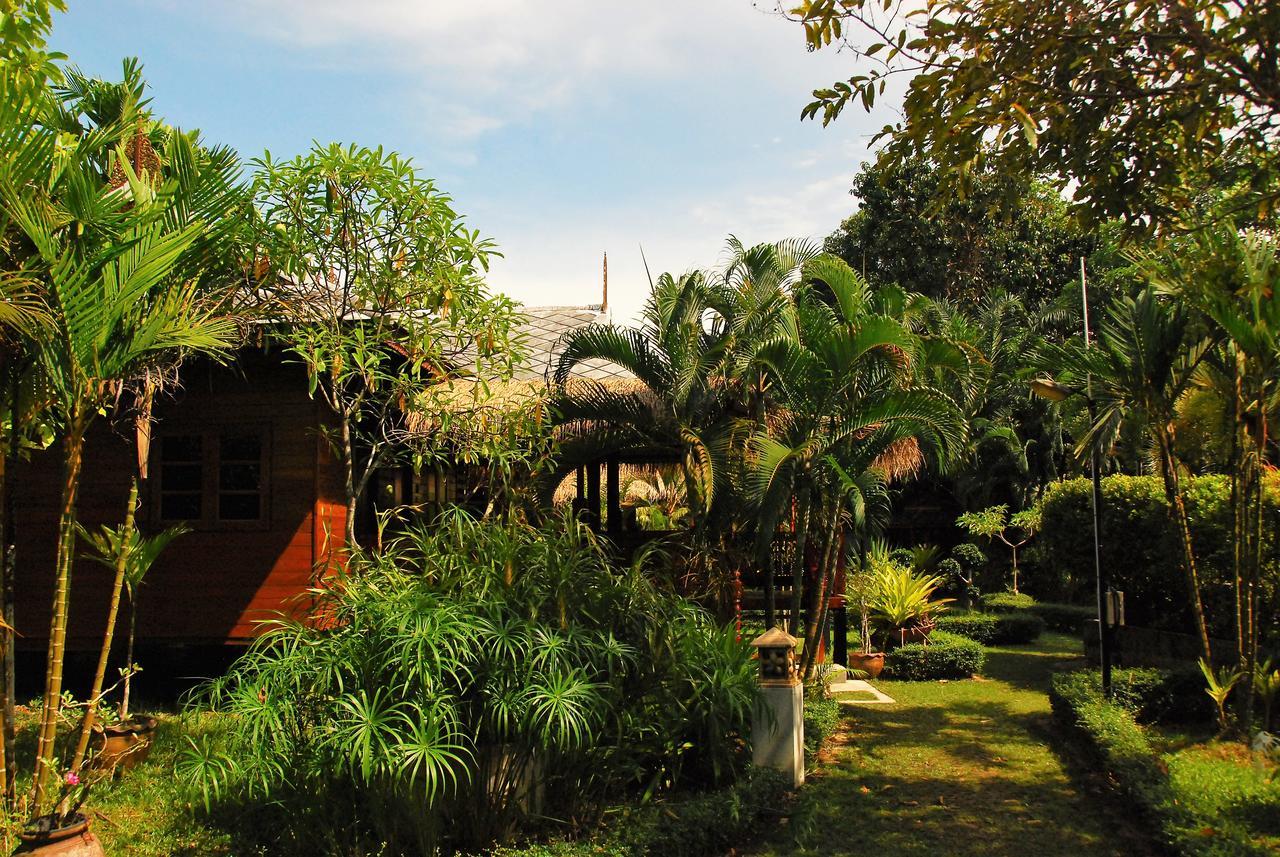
[884,631,985,680]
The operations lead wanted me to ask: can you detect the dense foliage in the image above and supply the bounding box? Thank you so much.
[825,157,1092,308]
[178,513,755,855]
[1035,475,1280,641]
[791,0,1280,228]
[1051,670,1279,856]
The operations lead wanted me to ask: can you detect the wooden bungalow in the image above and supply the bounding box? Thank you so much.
[11,304,622,670]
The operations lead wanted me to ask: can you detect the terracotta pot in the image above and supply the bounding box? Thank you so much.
[890,624,931,644]
[847,651,885,679]
[14,814,105,857]
[90,714,157,772]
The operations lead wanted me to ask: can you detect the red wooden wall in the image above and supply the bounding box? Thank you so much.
[14,349,347,649]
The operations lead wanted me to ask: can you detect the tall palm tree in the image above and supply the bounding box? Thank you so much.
[1041,287,1214,664]
[1142,225,1280,732]
[0,79,237,813]
[747,255,964,677]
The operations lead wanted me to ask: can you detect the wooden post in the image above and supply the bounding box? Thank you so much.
[605,456,620,535]
[585,463,601,532]
[833,604,849,667]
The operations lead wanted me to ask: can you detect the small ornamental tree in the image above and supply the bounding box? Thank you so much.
[956,504,1039,594]
[253,143,520,548]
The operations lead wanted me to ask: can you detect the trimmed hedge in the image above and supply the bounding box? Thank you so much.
[934,611,998,643]
[1029,602,1094,634]
[980,592,1093,636]
[1035,474,1280,637]
[994,611,1045,644]
[936,610,1045,644]
[884,630,985,680]
[804,696,840,760]
[1050,670,1276,856]
[490,767,791,857]
[980,591,1036,612]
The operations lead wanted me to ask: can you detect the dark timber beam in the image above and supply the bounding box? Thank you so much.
[606,456,621,535]
[585,462,601,531]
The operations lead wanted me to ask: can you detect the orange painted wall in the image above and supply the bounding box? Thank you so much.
[13,349,347,648]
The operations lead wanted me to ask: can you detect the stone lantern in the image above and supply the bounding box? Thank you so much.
[750,627,804,786]
[752,626,799,685]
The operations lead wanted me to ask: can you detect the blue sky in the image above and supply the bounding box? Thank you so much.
[52,1,897,323]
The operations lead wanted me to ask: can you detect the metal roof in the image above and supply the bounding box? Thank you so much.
[513,305,634,383]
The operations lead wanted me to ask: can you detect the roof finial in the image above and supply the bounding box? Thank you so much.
[602,251,608,313]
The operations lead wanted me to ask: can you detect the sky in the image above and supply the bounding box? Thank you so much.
[50,1,898,324]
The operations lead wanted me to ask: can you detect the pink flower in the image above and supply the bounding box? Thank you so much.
[64,772,79,786]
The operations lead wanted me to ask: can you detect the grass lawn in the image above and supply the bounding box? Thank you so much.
[749,632,1163,857]
[2,710,237,857]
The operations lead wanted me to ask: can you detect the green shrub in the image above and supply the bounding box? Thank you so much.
[1051,670,1277,856]
[1028,602,1094,634]
[491,767,791,857]
[179,511,758,856]
[1036,475,1280,637]
[952,542,985,569]
[884,630,986,680]
[992,611,1045,644]
[933,611,997,643]
[803,696,841,760]
[980,591,1036,612]
[1107,666,1215,725]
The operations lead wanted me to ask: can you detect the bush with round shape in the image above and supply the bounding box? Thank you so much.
[992,611,1045,644]
[884,631,986,680]
[952,542,985,570]
[933,611,997,644]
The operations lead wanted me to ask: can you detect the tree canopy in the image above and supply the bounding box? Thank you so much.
[791,0,1280,229]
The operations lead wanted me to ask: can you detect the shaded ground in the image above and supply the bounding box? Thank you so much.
[749,632,1164,857]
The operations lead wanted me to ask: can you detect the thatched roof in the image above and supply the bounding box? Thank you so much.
[404,304,636,435]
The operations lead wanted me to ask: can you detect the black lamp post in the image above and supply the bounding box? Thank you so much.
[1031,377,1113,698]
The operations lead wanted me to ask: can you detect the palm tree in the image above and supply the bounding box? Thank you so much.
[747,255,964,678]
[1041,287,1214,664]
[0,83,237,813]
[550,270,733,525]
[1141,225,1280,732]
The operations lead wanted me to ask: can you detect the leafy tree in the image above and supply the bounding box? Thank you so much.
[790,0,1280,228]
[253,143,518,548]
[955,504,1040,594]
[826,156,1092,308]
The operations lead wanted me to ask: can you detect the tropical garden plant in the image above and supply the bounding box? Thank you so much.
[956,503,1040,594]
[251,142,521,548]
[178,511,756,855]
[0,26,241,817]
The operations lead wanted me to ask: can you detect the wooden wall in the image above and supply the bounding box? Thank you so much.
[13,348,347,649]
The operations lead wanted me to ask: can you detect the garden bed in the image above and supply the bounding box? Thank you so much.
[1050,669,1280,856]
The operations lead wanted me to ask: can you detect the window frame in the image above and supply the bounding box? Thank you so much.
[151,423,272,531]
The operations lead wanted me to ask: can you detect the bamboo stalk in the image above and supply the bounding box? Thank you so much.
[1157,431,1212,665]
[69,477,139,771]
[31,418,86,814]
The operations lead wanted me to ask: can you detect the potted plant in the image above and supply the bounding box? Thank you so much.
[15,770,104,856]
[845,567,885,678]
[74,519,186,773]
[866,554,952,649]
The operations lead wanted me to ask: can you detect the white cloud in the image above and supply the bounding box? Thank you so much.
[196,0,854,140]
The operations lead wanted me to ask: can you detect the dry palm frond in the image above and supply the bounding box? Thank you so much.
[872,436,923,482]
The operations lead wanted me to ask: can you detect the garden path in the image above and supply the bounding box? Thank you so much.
[749,633,1165,856]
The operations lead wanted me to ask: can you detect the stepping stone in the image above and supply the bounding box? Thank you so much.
[828,678,896,704]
